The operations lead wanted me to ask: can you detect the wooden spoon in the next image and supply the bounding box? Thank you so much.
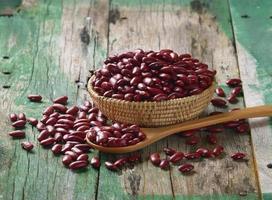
[86,105,272,153]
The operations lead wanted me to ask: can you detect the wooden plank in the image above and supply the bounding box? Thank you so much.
[96,0,258,199]
[229,0,272,198]
[0,0,109,200]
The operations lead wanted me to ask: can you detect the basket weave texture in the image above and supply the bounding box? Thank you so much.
[88,76,215,127]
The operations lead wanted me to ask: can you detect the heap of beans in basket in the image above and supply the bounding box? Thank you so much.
[92,49,216,101]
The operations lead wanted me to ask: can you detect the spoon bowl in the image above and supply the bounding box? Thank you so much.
[86,105,272,153]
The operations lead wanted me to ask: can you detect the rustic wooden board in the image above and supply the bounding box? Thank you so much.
[0,0,268,199]
[96,0,258,199]
[229,1,272,199]
[0,0,108,200]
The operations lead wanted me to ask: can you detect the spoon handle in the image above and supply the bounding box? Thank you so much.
[160,105,272,135]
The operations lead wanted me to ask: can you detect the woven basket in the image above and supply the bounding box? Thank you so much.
[87,76,215,127]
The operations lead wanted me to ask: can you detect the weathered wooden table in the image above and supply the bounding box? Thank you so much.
[0,0,271,199]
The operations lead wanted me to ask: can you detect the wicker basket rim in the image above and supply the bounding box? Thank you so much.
[87,75,215,106]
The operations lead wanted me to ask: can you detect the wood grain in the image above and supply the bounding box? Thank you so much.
[0,1,108,200]
[96,0,258,199]
[229,0,272,198]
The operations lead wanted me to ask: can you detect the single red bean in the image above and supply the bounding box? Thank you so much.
[58,114,76,121]
[76,125,90,132]
[207,134,217,144]
[114,158,127,168]
[149,153,161,166]
[64,135,84,143]
[65,151,78,160]
[36,122,46,131]
[53,104,67,113]
[40,138,55,146]
[9,130,25,138]
[215,87,225,97]
[58,119,74,127]
[53,96,68,105]
[196,148,212,158]
[46,125,55,135]
[185,152,201,160]
[169,152,184,163]
[9,113,17,122]
[18,113,26,120]
[77,154,89,161]
[211,98,227,107]
[105,161,118,171]
[46,117,57,126]
[163,147,176,156]
[62,155,73,166]
[74,144,91,152]
[27,94,42,102]
[212,146,224,157]
[27,117,38,126]
[159,159,170,170]
[55,127,69,135]
[227,94,238,104]
[71,147,84,155]
[40,115,49,124]
[231,86,242,96]
[78,112,87,119]
[54,123,70,129]
[231,152,246,160]
[51,144,62,154]
[43,106,54,115]
[66,106,79,115]
[21,141,34,151]
[91,157,100,169]
[226,78,241,87]
[54,132,63,143]
[178,163,194,173]
[61,143,74,153]
[236,123,249,133]
[12,120,26,128]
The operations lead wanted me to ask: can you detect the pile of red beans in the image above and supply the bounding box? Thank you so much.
[92,49,216,101]
[8,95,144,170]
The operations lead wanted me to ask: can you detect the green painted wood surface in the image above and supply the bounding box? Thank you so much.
[0,0,270,199]
[229,1,272,199]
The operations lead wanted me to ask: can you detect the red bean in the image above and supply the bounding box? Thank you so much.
[211,98,227,107]
[9,130,25,138]
[55,127,68,135]
[226,78,241,87]
[196,148,212,158]
[21,141,34,151]
[227,94,238,104]
[66,106,79,115]
[12,120,26,128]
[231,152,246,160]
[78,112,87,119]
[163,147,176,156]
[43,106,54,115]
[51,144,62,154]
[40,138,55,146]
[65,151,78,160]
[27,117,38,126]
[215,87,225,97]
[90,157,100,169]
[149,153,161,166]
[53,104,67,113]
[105,161,118,171]
[54,132,63,143]
[77,154,89,161]
[169,152,184,163]
[114,158,127,168]
[46,117,57,126]
[71,147,84,155]
[207,134,217,144]
[62,155,73,166]
[159,159,170,170]
[212,146,224,157]
[27,94,42,102]
[36,122,46,131]
[236,123,249,133]
[231,86,242,96]
[18,113,26,120]
[53,96,68,105]
[74,144,91,152]
[185,152,201,160]
[9,113,17,122]
[61,143,74,153]
[178,163,194,173]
